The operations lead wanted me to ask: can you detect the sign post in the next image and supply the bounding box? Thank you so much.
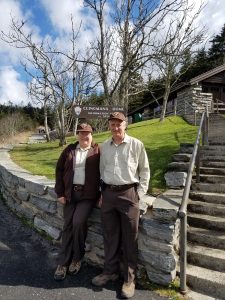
[72,105,126,119]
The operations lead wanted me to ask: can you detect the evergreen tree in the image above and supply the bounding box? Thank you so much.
[208,24,225,67]
[179,47,210,82]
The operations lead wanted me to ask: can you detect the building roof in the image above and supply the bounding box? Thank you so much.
[128,64,225,116]
[190,64,225,85]
[128,82,189,116]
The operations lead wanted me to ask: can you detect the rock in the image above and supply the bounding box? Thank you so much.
[139,249,177,273]
[34,216,61,240]
[30,194,57,214]
[165,171,187,188]
[146,267,176,286]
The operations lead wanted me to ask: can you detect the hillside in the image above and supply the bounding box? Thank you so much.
[10,116,198,194]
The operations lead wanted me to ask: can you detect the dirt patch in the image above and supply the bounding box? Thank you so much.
[0,131,32,147]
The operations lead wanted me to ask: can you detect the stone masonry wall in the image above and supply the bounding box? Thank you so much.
[0,148,183,286]
[176,85,213,114]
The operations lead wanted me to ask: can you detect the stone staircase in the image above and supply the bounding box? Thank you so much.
[186,113,225,300]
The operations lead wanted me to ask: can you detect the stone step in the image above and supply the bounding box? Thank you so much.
[208,140,225,145]
[188,200,225,217]
[209,120,225,123]
[188,212,225,231]
[200,145,225,151]
[200,150,225,156]
[209,130,225,134]
[167,161,189,172]
[187,244,225,272]
[186,264,225,299]
[172,153,191,162]
[199,174,225,183]
[209,124,225,127]
[187,290,221,300]
[192,182,225,193]
[210,123,225,126]
[208,132,225,136]
[190,191,225,205]
[179,143,194,154]
[201,161,225,168]
[201,156,225,162]
[200,145,225,153]
[200,167,225,175]
[188,227,225,250]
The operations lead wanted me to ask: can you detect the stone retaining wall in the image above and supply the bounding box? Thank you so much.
[0,148,183,286]
[176,85,213,115]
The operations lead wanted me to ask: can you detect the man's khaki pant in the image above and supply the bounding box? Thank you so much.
[101,186,140,283]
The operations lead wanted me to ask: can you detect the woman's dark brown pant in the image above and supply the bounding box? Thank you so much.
[58,191,94,266]
[101,186,140,283]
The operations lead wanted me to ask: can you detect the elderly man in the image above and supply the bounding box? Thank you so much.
[92,112,150,299]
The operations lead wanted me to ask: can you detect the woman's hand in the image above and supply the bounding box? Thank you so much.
[95,194,102,208]
[58,197,66,205]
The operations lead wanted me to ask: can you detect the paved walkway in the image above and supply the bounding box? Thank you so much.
[0,198,167,300]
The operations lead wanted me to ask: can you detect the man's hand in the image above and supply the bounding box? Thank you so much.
[58,197,66,205]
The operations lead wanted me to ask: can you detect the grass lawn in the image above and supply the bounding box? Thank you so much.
[10,116,198,194]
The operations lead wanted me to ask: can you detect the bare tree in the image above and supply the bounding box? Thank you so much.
[28,74,52,141]
[1,16,94,146]
[152,1,206,122]
[84,0,187,109]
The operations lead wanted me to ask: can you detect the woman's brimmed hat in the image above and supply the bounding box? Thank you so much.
[77,123,93,133]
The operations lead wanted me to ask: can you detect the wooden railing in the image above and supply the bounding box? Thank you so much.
[213,98,225,113]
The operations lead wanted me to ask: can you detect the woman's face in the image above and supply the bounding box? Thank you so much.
[77,131,92,147]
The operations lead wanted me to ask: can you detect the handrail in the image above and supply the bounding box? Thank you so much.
[178,109,208,294]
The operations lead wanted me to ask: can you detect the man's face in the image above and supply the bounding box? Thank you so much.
[77,131,92,146]
[109,119,126,139]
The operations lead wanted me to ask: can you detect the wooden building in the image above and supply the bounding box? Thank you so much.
[128,64,225,121]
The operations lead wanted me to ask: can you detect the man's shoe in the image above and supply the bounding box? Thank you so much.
[54,265,67,281]
[68,260,81,275]
[121,281,135,298]
[92,273,119,286]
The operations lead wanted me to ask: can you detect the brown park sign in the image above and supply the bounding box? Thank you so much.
[72,105,126,119]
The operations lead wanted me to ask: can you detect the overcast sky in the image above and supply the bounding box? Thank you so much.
[0,0,224,106]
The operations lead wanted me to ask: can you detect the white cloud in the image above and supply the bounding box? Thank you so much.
[40,0,90,33]
[197,0,225,39]
[0,0,24,65]
[0,0,41,65]
[0,66,29,105]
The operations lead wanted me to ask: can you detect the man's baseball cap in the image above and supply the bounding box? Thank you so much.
[108,112,126,121]
[77,123,93,133]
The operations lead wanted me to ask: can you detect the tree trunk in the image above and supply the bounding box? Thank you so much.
[44,100,50,142]
[160,89,170,122]
[73,117,78,136]
[55,107,66,147]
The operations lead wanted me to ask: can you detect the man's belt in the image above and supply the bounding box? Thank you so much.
[73,184,84,192]
[106,183,137,191]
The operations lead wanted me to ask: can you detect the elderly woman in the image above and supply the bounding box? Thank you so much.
[54,123,100,281]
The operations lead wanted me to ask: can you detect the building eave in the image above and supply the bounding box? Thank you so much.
[190,64,225,85]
